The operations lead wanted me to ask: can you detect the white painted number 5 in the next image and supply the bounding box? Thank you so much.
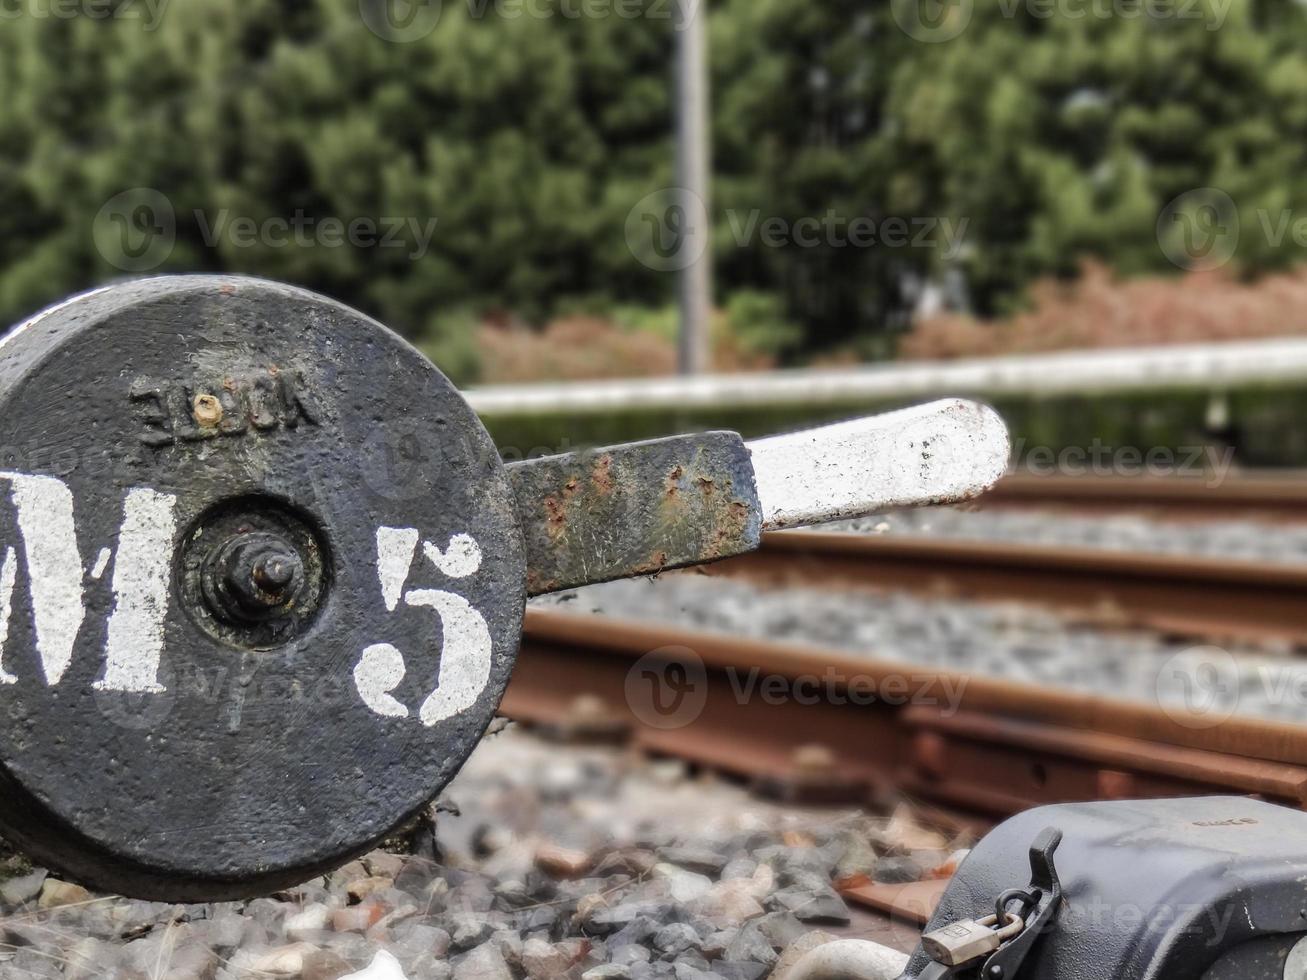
[353,528,493,725]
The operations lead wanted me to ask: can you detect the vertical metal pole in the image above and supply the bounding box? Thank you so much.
[675,0,712,375]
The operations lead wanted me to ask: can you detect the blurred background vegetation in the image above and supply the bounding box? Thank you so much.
[2,0,1306,385]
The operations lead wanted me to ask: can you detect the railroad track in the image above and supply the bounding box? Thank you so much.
[983,471,1307,521]
[503,608,1307,828]
[704,530,1307,645]
[504,496,1307,926]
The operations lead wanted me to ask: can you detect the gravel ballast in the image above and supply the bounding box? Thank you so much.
[0,730,956,980]
[537,575,1307,725]
[832,506,1307,566]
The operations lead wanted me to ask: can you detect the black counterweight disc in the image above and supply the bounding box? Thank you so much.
[0,277,526,900]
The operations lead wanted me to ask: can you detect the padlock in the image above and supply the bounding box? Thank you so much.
[922,913,1024,967]
[904,798,1307,980]
[0,276,1008,900]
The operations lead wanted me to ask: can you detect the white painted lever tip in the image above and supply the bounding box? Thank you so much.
[746,398,1010,532]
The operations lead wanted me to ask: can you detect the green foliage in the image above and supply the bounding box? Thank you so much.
[0,0,677,347]
[612,304,680,343]
[879,0,1307,315]
[2,0,1307,358]
[418,306,484,386]
[723,290,801,357]
[611,290,799,360]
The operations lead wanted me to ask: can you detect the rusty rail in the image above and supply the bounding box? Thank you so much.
[705,531,1307,645]
[985,472,1307,522]
[504,609,1307,822]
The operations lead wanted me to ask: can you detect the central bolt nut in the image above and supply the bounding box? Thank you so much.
[203,532,307,624]
[193,393,223,427]
[252,553,297,593]
[181,496,329,649]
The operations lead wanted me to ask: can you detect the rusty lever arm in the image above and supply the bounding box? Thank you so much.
[507,398,1009,596]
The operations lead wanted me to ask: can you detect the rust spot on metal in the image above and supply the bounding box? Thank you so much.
[705,497,753,558]
[526,569,559,594]
[592,455,615,495]
[630,551,671,577]
[510,432,763,596]
[663,465,685,501]
[541,476,584,543]
[543,496,567,541]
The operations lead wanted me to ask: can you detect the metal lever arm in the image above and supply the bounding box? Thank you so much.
[508,398,1009,595]
[908,828,1063,980]
[979,828,1064,980]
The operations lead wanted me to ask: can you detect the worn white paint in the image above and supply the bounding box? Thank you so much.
[375,527,419,612]
[466,337,1307,415]
[351,589,493,725]
[746,398,1009,531]
[94,488,178,693]
[0,473,86,685]
[0,548,16,685]
[89,547,112,580]
[358,528,493,724]
[405,589,493,727]
[422,534,482,579]
[353,644,411,719]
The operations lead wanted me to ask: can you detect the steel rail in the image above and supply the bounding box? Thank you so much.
[707,531,1307,645]
[504,608,1307,823]
[984,472,1307,522]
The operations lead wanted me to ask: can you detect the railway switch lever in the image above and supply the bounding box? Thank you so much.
[0,276,1008,899]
